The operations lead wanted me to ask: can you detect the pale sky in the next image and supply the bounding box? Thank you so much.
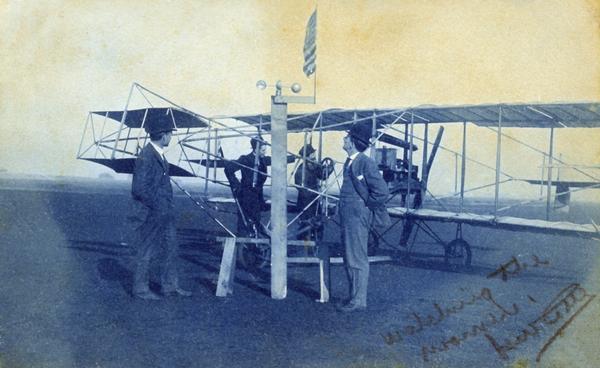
[1,0,599,200]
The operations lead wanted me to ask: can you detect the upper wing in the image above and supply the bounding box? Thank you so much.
[227,102,600,132]
[91,107,208,129]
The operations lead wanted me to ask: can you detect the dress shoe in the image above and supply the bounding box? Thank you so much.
[163,287,192,297]
[336,303,366,313]
[335,298,351,309]
[134,291,161,300]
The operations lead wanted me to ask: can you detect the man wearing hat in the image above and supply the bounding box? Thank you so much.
[130,116,192,300]
[224,135,270,236]
[294,144,332,240]
[337,121,389,312]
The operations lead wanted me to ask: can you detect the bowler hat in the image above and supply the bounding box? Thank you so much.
[250,135,264,150]
[298,144,316,157]
[144,113,177,135]
[349,122,373,146]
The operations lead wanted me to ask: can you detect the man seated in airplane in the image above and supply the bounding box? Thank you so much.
[294,144,333,241]
[224,136,270,237]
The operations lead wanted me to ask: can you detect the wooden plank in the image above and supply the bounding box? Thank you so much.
[286,256,393,264]
[287,240,317,247]
[216,236,316,247]
[215,237,391,301]
[216,237,237,297]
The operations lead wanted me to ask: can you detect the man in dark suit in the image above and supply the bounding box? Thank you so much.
[337,122,389,312]
[224,136,270,236]
[294,144,333,241]
[130,117,192,300]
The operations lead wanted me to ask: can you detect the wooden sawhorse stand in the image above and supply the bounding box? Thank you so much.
[215,237,332,302]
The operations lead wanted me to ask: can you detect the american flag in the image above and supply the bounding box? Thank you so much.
[303,10,317,77]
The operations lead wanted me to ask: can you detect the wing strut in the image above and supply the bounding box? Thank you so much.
[423,126,444,189]
[546,127,555,220]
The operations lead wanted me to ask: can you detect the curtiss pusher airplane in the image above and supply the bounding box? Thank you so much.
[77,83,600,280]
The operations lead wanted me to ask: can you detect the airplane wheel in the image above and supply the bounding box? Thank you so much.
[238,242,271,270]
[444,238,472,269]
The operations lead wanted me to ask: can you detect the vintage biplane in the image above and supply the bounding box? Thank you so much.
[77,83,600,273]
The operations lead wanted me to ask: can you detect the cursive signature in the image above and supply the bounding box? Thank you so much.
[418,288,519,362]
[381,287,512,346]
[381,287,520,362]
[484,283,596,362]
[487,254,549,282]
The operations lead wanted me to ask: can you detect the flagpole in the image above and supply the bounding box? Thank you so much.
[313,69,317,104]
[313,4,317,103]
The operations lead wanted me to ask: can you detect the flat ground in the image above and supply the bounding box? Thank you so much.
[0,176,598,368]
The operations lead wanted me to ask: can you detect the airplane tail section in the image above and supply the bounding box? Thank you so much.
[554,181,571,210]
[523,179,600,210]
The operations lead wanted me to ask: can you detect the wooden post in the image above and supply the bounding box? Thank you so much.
[316,242,330,303]
[270,96,288,300]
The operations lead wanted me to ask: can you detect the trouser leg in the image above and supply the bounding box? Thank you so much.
[239,193,258,235]
[354,266,369,306]
[236,206,246,234]
[161,219,180,292]
[132,218,160,294]
[340,202,371,307]
[343,261,353,300]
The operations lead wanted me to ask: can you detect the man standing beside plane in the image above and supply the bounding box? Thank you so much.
[130,117,192,300]
[224,136,270,236]
[338,122,389,312]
